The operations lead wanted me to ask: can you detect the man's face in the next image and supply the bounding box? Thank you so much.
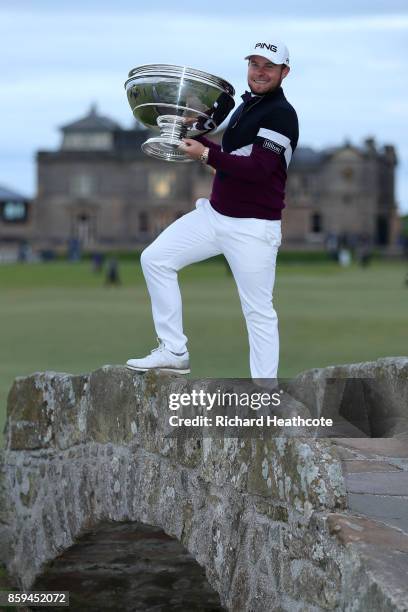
[247,55,290,95]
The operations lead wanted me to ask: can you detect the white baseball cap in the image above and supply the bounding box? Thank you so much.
[245,40,290,66]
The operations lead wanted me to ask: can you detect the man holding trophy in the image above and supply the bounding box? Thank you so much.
[126,40,299,381]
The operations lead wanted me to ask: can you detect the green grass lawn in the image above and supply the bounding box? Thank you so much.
[1,258,407,441]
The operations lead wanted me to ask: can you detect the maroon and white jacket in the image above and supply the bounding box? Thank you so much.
[196,86,299,220]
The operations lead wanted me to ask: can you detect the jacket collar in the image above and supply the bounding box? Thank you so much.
[241,86,284,103]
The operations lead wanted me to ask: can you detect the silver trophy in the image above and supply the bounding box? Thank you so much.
[124,64,235,162]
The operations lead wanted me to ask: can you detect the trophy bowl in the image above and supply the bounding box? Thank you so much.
[124,64,235,162]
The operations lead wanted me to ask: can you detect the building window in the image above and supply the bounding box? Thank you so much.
[70,174,95,197]
[341,167,354,181]
[139,211,149,232]
[148,172,176,199]
[311,213,322,233]
[1,201,28,223]
[63,133,113,151]
[376,215,388,246]
[73,213,95,247]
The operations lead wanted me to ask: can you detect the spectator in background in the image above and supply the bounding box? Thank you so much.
[92,252,104,273]
[105,257,121,286]
[356,233,372,267]
[325,233,339,261]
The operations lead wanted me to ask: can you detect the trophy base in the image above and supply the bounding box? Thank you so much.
[142,137,194,163]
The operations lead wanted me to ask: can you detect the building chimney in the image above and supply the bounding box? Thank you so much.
[364,137,376,154]
[383,145,397,165]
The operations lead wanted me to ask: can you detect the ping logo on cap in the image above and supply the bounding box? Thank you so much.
[255,43,278,53]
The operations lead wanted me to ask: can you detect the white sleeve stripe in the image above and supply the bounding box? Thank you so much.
[284,144,293,167]
[258,128,290,148]
[230,144,253,157]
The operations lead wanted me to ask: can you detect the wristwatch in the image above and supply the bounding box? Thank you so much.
[199,147,209,164]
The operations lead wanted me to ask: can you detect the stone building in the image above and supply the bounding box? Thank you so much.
[30,105,399,251]
[34,105,211,251]
[284,138,399,248]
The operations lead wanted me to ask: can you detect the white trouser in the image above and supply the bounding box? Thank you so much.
[140,198,282,379]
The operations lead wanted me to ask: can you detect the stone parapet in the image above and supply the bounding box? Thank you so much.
[0,359,407,610]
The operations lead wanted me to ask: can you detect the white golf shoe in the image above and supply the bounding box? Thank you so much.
[126,339,190,374]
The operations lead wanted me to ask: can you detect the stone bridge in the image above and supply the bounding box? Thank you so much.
[0,357,408,611]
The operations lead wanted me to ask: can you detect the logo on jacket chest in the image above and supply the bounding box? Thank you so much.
[262,139,284,154]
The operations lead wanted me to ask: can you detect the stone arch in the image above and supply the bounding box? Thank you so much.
[32,519,226,611]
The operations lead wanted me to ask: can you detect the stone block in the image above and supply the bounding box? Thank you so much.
[346,471,408,495]
[5,372,89,450]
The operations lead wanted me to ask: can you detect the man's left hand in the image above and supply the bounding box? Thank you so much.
[179,139,205,160]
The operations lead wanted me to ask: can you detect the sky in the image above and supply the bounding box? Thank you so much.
[1,1,408,212]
